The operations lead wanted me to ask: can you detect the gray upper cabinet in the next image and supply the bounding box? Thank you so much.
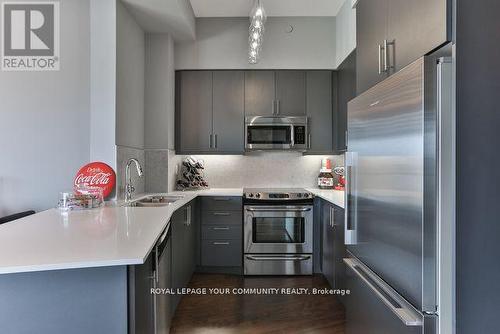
[244,70,306,117]
[176,71,213,153]
[356,0,450,94]
[213,71,245,153]
[275,71,306,116]
[176,71,245,154]
[244,71,276,116]
[387,0,449,73]
[356,0,389,94]
[177,70,335,154]
[306,71,333,154]
[336,50,356,153]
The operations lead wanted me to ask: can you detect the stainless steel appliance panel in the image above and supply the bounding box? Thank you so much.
[344,256,423,334]
[244,205,313,254]
[244,254,313,275]
[347,58,426,309]
[245,116,308,151]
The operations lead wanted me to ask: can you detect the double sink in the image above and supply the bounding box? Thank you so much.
[125,195,184,208]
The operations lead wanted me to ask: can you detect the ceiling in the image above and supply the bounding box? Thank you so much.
[189,0,346,17]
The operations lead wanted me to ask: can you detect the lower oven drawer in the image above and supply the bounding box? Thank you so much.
[244,254,313,275]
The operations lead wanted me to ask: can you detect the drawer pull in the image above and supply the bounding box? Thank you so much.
[214,198,231,202]
[213,242,230,245]
[213,212,231,216]
[213,227,230,230]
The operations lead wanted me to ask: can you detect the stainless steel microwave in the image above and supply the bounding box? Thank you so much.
[245,116,309,151]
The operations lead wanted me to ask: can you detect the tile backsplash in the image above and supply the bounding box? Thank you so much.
[172,152,344,189]
[120,149,344,194]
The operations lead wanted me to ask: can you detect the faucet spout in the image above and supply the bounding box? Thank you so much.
[125,158,144,201]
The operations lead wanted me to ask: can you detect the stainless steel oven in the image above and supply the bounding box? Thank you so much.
[245,116,308,151]
[243,188,314,275]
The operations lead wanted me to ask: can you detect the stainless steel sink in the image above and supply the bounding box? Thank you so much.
[126,195,184,207]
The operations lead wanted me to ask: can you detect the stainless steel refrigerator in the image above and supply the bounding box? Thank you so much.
[344,48,455,334]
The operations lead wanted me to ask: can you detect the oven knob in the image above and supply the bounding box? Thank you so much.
[297,193,303,198]
[255,193,261,198]
[248,193,254,198]
[303,193,310,198]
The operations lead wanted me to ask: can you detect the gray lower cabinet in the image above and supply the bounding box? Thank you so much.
[321,199,345,290]
[306,71,334,154]
[200,196,242,271]
[171,201,196,311]
[244,71,276,116]
[322,201,335,288]
[129,252,155,334]
[156,230,172,334]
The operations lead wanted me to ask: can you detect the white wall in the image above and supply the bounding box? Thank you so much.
[90,0,117,169]
[145,34,175,150]
[175,17,336,69]
[116,1,145,149]
[335,0,356,67]
[0,0,91,215]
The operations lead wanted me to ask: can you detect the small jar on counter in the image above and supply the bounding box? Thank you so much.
[318,168,335,189]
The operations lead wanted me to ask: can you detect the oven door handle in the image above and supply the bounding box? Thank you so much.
[245,207,311,212]
[246,255,311,261]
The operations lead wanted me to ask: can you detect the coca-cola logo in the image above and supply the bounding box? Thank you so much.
[74,162,116,198]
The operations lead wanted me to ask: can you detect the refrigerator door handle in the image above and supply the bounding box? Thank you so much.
[344,151,357,245]
[344,257,423,327]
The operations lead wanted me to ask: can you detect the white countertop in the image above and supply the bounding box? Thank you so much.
[0,188,241,275]
[306,188,345,209]
[0,187,343,275]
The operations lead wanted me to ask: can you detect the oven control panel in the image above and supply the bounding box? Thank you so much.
[244,191,313,200]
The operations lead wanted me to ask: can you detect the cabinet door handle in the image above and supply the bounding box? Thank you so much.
[383,39,389,72]
[272,100,276,115]
[213,212,231,216]
[213,227,230,230]
[308,133,311,149]
[383,39,395,73]
[209,134,213,148]
[213,242,230,245]
[378,44,383,74]
[331,207,336,228]
[214,134,218,149]
[184,206,192,226]
[214,198,231,202]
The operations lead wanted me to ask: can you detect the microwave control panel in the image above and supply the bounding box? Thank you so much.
[294,126,306,145]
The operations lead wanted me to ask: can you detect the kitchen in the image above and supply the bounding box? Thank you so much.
[0,0,499,334]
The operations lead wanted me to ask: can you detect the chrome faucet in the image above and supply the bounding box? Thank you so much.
[125,158,144,202]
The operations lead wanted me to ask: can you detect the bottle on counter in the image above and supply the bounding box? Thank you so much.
[318,158,335,189]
